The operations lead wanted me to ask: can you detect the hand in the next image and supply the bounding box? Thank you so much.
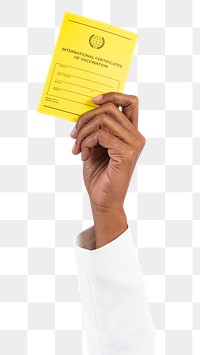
[71,92,145,248]
[70,92,146,248]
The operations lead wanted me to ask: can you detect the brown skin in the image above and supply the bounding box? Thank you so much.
[70,92,145,249]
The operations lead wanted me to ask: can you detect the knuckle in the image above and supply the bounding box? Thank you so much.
[129,95,139,105]
[97,129,106,144]
[141,136,146,147]
[105,102,115,112]
[80,137,86,150]
[125,148,136,161]
[139,134,146,148]
[132,139,143,152]
[77,128,87,146]
[75,127,82,142]
[76,114,82,125]
[133,132,146,150]
[136,139,144,151]
[76,115,89,130]
[98,113,107,125]
[98,129,106,140]
[75,117,82,130]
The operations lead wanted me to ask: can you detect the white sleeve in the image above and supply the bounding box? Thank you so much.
[73,224,156,355]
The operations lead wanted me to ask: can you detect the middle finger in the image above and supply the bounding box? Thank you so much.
[73,102,134,139]
[73,113,139,155]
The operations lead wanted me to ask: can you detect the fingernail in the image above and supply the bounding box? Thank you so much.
[92,94,103,103]
[70,126,77,138]
[72,141,76,154]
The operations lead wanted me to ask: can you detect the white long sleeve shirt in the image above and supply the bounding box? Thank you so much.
[74,224,156,355]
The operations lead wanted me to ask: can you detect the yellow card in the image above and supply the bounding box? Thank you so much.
[37,12,138,122]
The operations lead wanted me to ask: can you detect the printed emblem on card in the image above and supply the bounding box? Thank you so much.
[89,35,105,49]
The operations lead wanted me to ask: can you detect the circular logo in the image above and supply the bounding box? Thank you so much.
[89,35,105,49]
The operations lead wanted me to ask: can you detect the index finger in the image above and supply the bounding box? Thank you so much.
[92,92,139,128]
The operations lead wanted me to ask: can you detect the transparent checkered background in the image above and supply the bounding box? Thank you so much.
[0,0,199,354]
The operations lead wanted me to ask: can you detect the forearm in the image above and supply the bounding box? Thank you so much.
[91,204,128,249]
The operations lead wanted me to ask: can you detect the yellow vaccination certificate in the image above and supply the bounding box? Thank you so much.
[37,12,138,122]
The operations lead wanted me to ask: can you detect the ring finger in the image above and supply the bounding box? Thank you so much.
[73,113,138,155]
[73,102,134,139]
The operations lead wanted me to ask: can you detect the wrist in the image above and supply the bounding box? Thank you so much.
[91,204,128,249]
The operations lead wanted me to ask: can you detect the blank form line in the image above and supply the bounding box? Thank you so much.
[43,105,80,116]
[53,87,94,99]
[57,72,115,88]
[55,79,103,93]
[46,94,96,107]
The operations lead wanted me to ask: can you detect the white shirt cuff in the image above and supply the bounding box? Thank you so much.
[74,225,156,355]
